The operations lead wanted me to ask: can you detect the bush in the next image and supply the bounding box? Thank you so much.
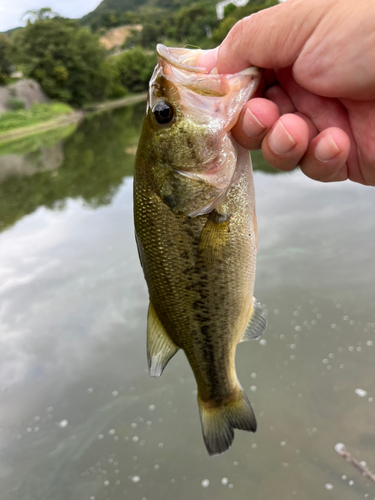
[110,47,156,93]
[7,97,25,110]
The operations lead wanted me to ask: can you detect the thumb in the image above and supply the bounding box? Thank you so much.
[216,0,326,74]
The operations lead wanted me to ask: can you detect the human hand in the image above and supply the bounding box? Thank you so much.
[199,0,375,185]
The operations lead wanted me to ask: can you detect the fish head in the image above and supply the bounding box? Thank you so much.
[143,44,261,217]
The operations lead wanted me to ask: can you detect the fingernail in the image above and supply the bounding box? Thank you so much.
[315,134,340,162]
[242,108,266,137]
[268,120,296,155]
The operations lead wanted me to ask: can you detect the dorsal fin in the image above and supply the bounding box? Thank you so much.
[147,303,179,377]
[241,298,267,342]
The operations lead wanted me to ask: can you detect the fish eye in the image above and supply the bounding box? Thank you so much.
[152,101,174,125]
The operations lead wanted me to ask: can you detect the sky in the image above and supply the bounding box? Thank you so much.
[0,0,101,31]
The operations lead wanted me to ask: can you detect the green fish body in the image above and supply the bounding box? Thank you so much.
[134,45,266,455]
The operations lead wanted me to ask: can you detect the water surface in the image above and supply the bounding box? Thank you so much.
[1,105,375,500]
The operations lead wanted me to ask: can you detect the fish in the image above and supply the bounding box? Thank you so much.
[133,44,267,455]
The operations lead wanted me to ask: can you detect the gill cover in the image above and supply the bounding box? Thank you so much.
[148,44,261,217]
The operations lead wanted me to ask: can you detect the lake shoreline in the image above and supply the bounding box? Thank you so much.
[0,92,147,145]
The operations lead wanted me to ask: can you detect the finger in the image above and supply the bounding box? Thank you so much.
[275,67,360,174]
[216,0,323,73]
[299,128,351,182]
[232,98,280,150]
[261,114,310,171]
[263,85,296,115]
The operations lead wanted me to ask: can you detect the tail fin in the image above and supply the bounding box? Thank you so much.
[198,387,257,456]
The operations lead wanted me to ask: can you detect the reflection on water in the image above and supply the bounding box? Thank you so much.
[0,105,375,500]
[0,104,144,233]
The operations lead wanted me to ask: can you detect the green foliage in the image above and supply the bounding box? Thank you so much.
[223,3,236,17]
[110,47,156,93]
[13,12,110,106]
[0,34,13,77]
[0,102,73,132]
[7,97,25,110]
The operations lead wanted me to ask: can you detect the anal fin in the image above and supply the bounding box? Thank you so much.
[241,297,267,342]
[147,303,179,377]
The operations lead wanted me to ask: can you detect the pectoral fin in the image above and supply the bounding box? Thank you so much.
[147,303,179,377]
[197,209,231,267]
[241,297,267,342]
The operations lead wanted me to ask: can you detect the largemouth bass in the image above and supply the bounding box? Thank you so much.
[134,44,267,455]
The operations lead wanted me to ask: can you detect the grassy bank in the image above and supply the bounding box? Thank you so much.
[0,102,74,133]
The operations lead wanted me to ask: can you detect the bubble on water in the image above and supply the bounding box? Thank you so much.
[98,434,104,439]
[328,353,334,358]
[280,441,286,446]
[34,416,40,422]
[46,406,54,412]
[349,480,354,486]
[290,344,296,349]
[322,359,329,364]
[158,442,164,448]
[251,372,257,379]
[259,339,267,346]
[280,334,285,340]
[132,476,140,483]
[294,326,301,332]
[58,420,68,428]
[228,484,234,489]
[368,397,374,403]
[366,341,374,346]
[131,423,137,428]
[154,464,159,470]
[112,391,119,397]
[132,436,139,442]
[250,386,257,392]
[113,435,119,441]
[341,475,347,480]
[251,443,257,449]
[26,427,32,433]
[34,427,40,432]
[148,404,156,411]
[325,483,333,490]
[221,477,228,485]
[355,388,367,398]
[104,480,109,486]
[201,479,210,488]
[87,388,94,393]
[233,461,238,466]
[109,429,116,435]
[339,364,345,369]
[90,496,95,500]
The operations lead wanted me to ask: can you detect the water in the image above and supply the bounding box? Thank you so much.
[1,104,375,500]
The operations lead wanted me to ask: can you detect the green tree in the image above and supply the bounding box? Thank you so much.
[13,10,110,106]
[223,3,236,17]
[0,34,13,80]
[110,47,156,93]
